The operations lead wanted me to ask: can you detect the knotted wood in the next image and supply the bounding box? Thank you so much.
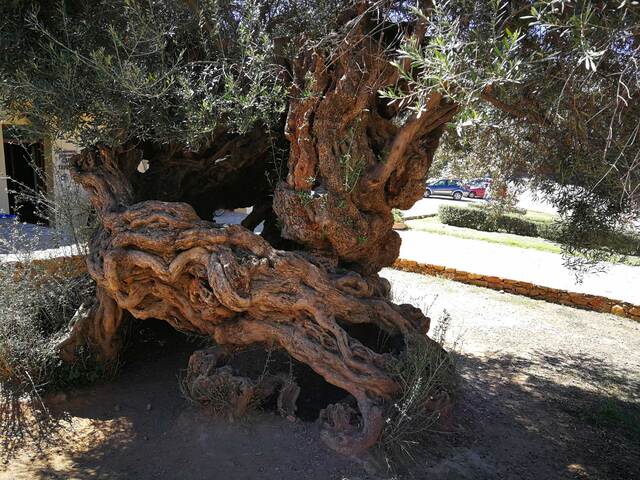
[59,6,456,456]
[60,145,430,454]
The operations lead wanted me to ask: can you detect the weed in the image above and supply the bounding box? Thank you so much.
[392,209,404,223]
[180,365,262,420]
[301,71,318,99]
[339,121,366,192]
[379,311,458,468]
[295,190,314,206]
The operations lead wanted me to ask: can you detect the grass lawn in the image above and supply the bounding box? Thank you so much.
[407,215,640,266]
[408,216,562,252]
[519,209,556,225]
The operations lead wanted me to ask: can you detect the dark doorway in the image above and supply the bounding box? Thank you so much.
[3,129,48,225]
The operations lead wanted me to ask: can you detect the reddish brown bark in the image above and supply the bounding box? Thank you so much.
[61,145,431,454]
[274,21,456,273]
[60,7,456,456]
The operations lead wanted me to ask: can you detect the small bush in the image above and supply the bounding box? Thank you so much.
[0,156,100,458]
[493,214,538,237]
[0,258,97,458]
[440,204,538,235]
[379,311,457,467]
[439,204,640,259]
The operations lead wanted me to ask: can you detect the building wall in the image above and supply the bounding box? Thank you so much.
[0,119,82,221]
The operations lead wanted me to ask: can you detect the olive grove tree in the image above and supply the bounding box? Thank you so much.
[1,0,638,455]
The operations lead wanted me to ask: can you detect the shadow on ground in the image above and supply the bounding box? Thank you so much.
[424,349,640,480]
[3,323,639,480]
[2,321,360,480]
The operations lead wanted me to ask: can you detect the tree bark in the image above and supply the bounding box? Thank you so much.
[62,145,430,454]
[274,21,456,273]
[60,7,456,456]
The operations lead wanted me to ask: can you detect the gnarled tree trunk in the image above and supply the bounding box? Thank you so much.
[60,6,456,456]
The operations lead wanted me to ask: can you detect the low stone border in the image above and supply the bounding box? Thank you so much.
[393,258,640,322]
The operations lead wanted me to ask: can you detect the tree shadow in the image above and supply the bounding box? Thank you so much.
[438,349,640,480]
[13,321,359,480]
[6,321,639,480]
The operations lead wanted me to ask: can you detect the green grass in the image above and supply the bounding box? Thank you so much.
[408,217,563,253]
[407,216,640,266]
[469,204,557,226]
[521,210,556,225]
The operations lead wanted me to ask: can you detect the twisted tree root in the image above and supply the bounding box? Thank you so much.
[60,145,432,455]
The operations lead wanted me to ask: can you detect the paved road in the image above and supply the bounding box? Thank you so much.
[402,196,480,218]
[398,229,640,304]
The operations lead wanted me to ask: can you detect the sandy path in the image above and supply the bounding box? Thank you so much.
[384,269,640,480]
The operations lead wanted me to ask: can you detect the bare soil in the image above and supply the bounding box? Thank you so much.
[386,269,640,480]
[2,269,639,480]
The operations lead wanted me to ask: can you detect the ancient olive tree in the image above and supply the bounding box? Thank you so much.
[1,0,638,454]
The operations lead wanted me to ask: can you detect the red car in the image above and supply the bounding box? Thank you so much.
[464,181,490,199]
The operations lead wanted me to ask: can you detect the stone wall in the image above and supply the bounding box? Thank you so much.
[393,259,640,322]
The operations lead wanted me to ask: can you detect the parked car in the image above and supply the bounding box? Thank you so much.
[465,183,486,199]
[424,179,469,200]
[464,178,492,199]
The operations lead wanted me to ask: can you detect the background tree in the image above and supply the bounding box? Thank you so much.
[1,0,638,455]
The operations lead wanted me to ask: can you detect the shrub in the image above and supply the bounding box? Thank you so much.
[0,256,97,458]
[439,204,640,259]
[493,214,538,237]
[0,159,100,458]
[379,311,457,467]
[439,204,539,235]
[439,204,490,230]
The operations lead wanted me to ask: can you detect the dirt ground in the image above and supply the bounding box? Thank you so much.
[2,269,639,480]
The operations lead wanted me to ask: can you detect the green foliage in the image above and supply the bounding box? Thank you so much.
[380,311,457,467]
[0,159,105,458]
[295,189,314,206]
[386,1,640,270]
[0,256,102,458]
[0,0,638,271]
[339,122,366,193]
[439,204,553,237]
[0,0,347,148]
[0,264,98,392]
[439,205,490,230]
[438,204,640,258]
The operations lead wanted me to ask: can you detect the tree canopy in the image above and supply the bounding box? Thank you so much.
[1,0,638,263]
